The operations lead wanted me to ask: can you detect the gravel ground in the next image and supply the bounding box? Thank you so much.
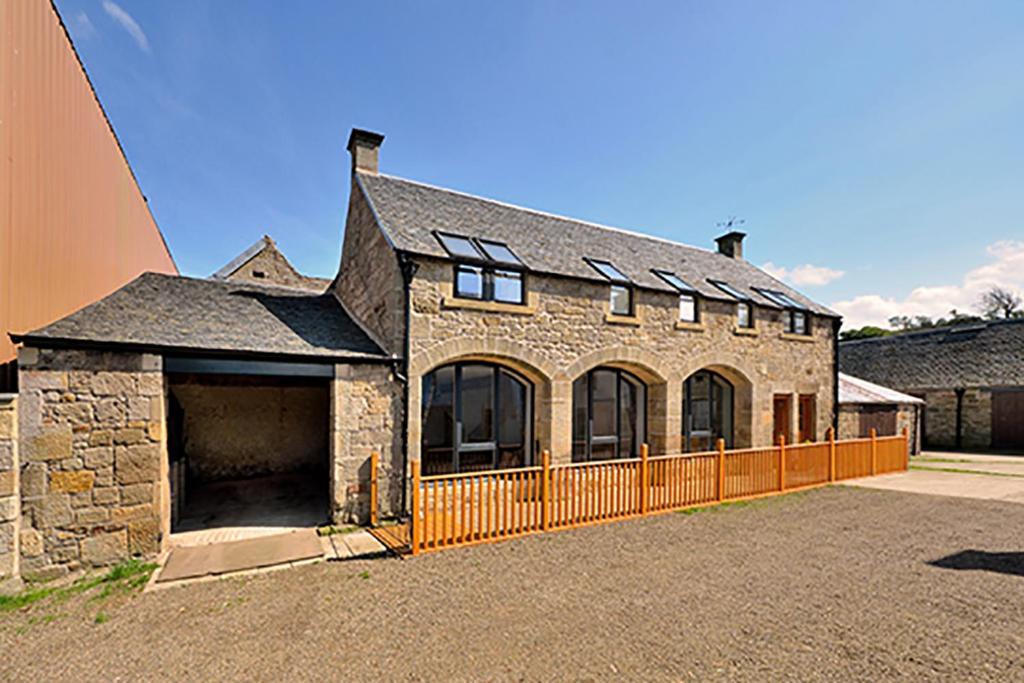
[3,486,1024,681]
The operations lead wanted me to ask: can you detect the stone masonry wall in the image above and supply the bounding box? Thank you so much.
[224,241,329,291]
[332,179,405,355]
[403,257,836,464]
[921,388,991,450]
[18,347,165,580]
[0,395,20,591]
[330,363,403,524]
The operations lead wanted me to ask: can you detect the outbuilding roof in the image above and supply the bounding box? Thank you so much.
[357,172,837,317]
[12,273,387,362]
[839,318,1024,390]
[838,372,924,405]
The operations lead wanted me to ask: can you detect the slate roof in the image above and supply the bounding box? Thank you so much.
[839,318,1024,390]
[12,273,387,361]
[357,172,837,317]
[212,235,332,292]
[839,373,924,405]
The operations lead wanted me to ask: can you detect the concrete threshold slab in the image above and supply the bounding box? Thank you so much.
[323,530,388,561]
[156,529,324,584]
[844,469,1024,505]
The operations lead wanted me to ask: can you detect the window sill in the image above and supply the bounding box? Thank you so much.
[605,312,641,327]
[733,326,759,337]
[442,296,537,315]
[674,321,705,332]
[780,332,815,343]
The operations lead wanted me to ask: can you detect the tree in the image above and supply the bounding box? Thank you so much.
[840,326,891,341]
[980,286,1022,320]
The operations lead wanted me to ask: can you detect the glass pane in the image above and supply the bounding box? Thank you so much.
[497,370,527,468]
[590,370,617,438]
[794,311,807,334]
[590,441,617,461]
[422,366,455,475]
[711,280,748,301]
[572,376,588,461]
[610,285,631,315]
[437,233,483,259]
[588,259,629,282]
[459,448,495,473]
[656,271,694,292]
[679,294,696,322]
[688,435,712,453]
[478,240,522,265]
[493,270,523,304]
[619,376,637,457]
[690,372,710,431]
[737,302,751,327]
[711,375,733,447]
[455,265,484,299]
[459,365,494,444]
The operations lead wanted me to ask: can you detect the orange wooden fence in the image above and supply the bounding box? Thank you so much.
[405,427,908,555]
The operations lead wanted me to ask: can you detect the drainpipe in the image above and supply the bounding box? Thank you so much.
[831,317,841,436]
[397,251,419,517]
[954,387,965,450]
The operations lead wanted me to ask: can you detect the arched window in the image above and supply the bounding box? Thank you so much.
[572,368,646,462]
[682,370,733,452]
[421,363,533,475]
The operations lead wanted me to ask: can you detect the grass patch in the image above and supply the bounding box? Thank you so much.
[357,570,370,580]
[909,465,1024,478]
[93,611,109,624]
[0,559,157,615]
[317,525,359,537]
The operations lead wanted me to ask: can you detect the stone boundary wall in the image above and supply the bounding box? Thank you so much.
[18,347,166,580]
[0,395,20,591]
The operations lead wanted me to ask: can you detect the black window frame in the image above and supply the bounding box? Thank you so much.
[786,309,811,335]
[653,269,700,323]
[753,287,810,335]
[436,231,528,306]
[572,367,647,462]
[709,279,755,329]
[586,258,635,317]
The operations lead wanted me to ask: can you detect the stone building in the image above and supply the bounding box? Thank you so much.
[213,235,332,291]
[837,372,923,454]
[840,319,1024,451]
[5,128,840,582]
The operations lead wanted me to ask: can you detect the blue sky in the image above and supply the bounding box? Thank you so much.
[57,0,1024,328]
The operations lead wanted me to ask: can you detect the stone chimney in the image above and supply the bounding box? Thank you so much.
[347,128,385,175]
[715,231,746,259]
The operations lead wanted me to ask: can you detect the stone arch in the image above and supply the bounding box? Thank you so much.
[409,337,556,385]
[557,345,671,385]
[677,353,758,449]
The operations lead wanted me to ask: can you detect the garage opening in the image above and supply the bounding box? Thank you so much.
[166,369,330,545]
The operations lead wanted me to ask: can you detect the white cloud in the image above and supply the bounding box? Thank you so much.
[102,1,150,53]
[74,11,97,40]
[832,240,1024,328]
[761,262,845,287]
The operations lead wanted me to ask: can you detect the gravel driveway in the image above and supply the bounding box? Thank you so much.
[3,486,1023,681]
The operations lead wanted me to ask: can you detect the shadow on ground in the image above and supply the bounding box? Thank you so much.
[930,550,1024,577]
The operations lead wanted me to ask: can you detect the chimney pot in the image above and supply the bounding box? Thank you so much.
[347,128,385,175]
[715,231,746,259]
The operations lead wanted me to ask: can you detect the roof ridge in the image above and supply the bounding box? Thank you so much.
[147,271,328,297]
[370,172,720,258]
[840,316,1024,345]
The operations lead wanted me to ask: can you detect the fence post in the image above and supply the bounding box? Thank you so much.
[778,435,787,491]
[369,451,379,527]
[716,438,726,502]
[902,425,910,470]
[870,428,878,476]
[410,460,421,556]
[541,450,551,531]
[828,427,836,482]
[640,443,650,515]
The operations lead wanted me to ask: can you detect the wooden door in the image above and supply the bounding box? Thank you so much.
[773,395,792,444]
[859,406,897,437]
[992,390,1024,450]
[798,395,816,442]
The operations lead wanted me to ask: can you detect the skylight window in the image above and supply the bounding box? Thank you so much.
[652,270,696,292]
[585,258,630,283]
[436,233,485,260]
[476,239,522,266]
[754,288,807,310]
[708,280,750,301]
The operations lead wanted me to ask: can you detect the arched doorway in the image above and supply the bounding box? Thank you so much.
[572,367,647,461]
[421,362,533,475]
[682,370,734,452]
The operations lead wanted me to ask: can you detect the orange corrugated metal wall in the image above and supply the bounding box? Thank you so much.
[0,0,177,379]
